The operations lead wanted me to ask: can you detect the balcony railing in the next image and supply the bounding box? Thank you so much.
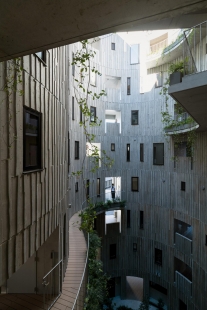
[72,232,89,310]
[82,191,126,212]
[183,20,207,75]
[175,271,192,297]
[42,260,62,310]
[175,232,192,256]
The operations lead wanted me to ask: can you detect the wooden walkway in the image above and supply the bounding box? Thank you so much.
[0,212,88,310]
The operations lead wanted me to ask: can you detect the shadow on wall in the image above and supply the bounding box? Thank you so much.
[126,276,143,301]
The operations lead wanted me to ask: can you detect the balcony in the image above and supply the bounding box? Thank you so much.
[175,271,192,297]
[168,21,207,131]
[174,232,192,256]
[164,112,199,134]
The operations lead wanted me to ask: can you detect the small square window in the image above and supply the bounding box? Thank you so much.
[131,110,139,125]
[110,244,116,259]
[75,182,78,192]
[75,141,79,159]
[23,107,42,171]
[155,248,162,266]
[111,43,115,50]
[131,177,139,192]
[90,106,96,122]
[181,181,186,191]
[133,243,137,252]
[111,143,115,151]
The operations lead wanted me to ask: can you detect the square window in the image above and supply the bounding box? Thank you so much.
[131,110,139,125]
[153,143,164,165]
[131,177,139,192]
[111,143,115,151]
[155,248,162,266]
[75,141,79,159]
[133,243,137,252]
[23,107,42,171]
[140,143,144,162]
[127,77,131,95]
[75,182,78,192]
[181,181,186,191]
[111,43,115,50]
[110,244,116,259]
[90,106,96,122]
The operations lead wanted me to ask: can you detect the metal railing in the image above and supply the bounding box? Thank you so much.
[183,20,207,75]
[82,191,126,211]
[175,232,192,256]
[175,270,192,297]
[42,260,62,310]
[149,38,168,55]
[72,232,89,310]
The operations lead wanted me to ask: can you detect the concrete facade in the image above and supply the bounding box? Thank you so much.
[0,26,207,310]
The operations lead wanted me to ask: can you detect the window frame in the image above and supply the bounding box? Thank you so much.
[72,52,75,76]
[153,143,164,165]
[181,181,186,191]
[110,244,116,259]
[140,143,144,162]
[127,210,131,228]
[72,96,75,120]
[131,177,139,192]
[75,141,79,159]
[127,77,131,95]
[97,178,100,197]
[155,248,162,266]
[131,110,139,125]
[111,43,115,50]
[140,210,144,229]
[90,106,96,123]
[111,143,115,151]
[126,144,130,162]
[75,182,79,192]
[23,106,42,172]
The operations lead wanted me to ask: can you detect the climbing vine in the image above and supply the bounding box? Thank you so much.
[160,59,197,159]
[1,57,24,154]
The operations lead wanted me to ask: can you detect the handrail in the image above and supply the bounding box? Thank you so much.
[43,260,62,280]
[71,232,89,310]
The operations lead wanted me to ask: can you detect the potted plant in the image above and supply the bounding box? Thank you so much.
[169,61,184,86]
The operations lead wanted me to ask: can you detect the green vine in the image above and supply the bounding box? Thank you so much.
[1,58,24,155]
[160,59,197,159]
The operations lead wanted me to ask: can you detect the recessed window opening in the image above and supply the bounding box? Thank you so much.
[140,143,144,162]
[181,181,186,191]
[72,96,75,120]
[133,243,137,252]
[75,141,79,159]
[127,210,131,228]
[153,143,164,165]
[110,244,116,259]
[174,257,192,282]
[111,143,115,151]
[174,219,192,241]
[105,109,121,133]
[111,43,115,50]
[63,213,66,258]
[90,70,96,86]
[97,178,100,197]
[105,177,121,201]
[205,235,207,246]
[86,179,90,199]
[126,144,130,162]
[155,248,162,266]
[140,210,144,229]
[75,182,78,192]
[131,177,139,192]
[131,110,139,125]
[90,106,96,122]
[127,77,131,95]
[105,210,122,234]
[72,52,75,76]
[23,107,42,171]
[86,142,101,167]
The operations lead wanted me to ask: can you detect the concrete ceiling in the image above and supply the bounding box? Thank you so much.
[1,0,207,61]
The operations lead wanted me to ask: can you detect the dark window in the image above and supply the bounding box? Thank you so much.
[23,107,41,171]
[72,97,75,120]
[155,248,162,266]
[133,243,137,252]
[111,43,115,50]
[90,106,96,122]
[75,182,78,192]
[110,244,116,259]
[93,218,97,230]
[97,178,100,197]
[72,52,75,76]
[63,214,66,257]
[126,144,130,162]
[153,143,164,165]
[140,143,144,162]
[127,77,131,95]
[149,282,167,295]
[140,210,144,229]
[206,43,207,54]
[80,105,83,122]
[131,110,139,125]
[131,177,139,192]
[68,133,70,173]
[127,210,131,228]
[181,181,186,191]
[111,143,115,151]
[35,51,46,64]
[75,141,79,159]
[155,72,163,88]
[205,235,207,245]
[179,300,187,310]
[86,179,90,199]
[130,44,139,64]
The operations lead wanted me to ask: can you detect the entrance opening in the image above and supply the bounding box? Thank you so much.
[126,276,143,301]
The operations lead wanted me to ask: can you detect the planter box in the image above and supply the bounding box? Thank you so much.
[169,71,183,86]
